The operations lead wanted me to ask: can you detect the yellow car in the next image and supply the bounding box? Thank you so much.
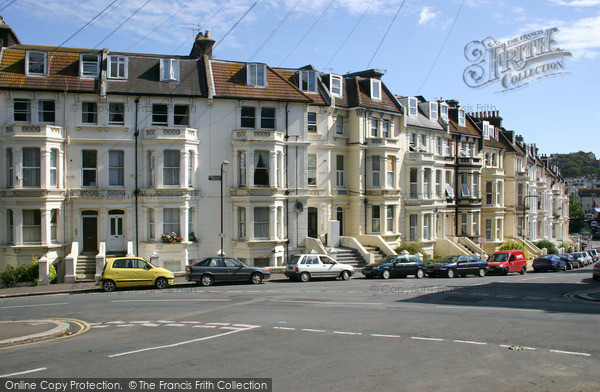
[99,257,174,292]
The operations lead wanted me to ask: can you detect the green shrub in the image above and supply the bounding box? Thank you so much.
[394,242,424,255]
[534,240,558,255]
[0,258,57,288]
[498,241,526,251]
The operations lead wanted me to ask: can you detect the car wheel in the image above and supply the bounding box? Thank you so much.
[340,270,350,281]
[155,277,168,289]
[251,273,263,284]
[300,272,311,282]
[201,274,214,286]
[446,269,456,278]
[415,269,425,279]
[102,280,116,292]
[503,268,509,276]
[520,267,526,275]
[382,269,391,280]
[478,268,486,278]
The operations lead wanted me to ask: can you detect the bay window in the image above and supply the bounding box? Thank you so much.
[163,150,180,186]
[163,208,180,235]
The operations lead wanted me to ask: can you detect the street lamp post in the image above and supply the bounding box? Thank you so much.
[219,161,230,256]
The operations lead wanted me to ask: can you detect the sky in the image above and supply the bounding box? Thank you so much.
[2,0,599,157]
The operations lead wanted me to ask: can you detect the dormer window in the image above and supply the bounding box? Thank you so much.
[160,58,180,82]
[440,104,448,121]
[26,51,47,76]
[247,63,266,87]
[299,70,316,92]
[430,102,438,121]
[458,108,465,126]
[330,75,342,97]
[408,97,417,117]
[483,121,490,139]
[490,125,495,139]
[80,54,99,78]
[108,56,128,79]
[370,79,382,100]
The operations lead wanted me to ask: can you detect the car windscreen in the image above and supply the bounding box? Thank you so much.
[379,255,396,264]
[440,256,459,263]
[288,256,301,265]
[488,253,508,262]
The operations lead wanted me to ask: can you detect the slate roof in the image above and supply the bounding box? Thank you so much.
[0,46,97,92]
[106,55,206,97]
[274,67,329,105]
[346,76,402,113]
[212,61,312,103]
[398,96,443,130]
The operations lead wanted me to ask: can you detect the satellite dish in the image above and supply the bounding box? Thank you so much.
[294,201,304,213]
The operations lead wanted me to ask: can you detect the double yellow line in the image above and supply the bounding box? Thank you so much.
[0,318,90,349]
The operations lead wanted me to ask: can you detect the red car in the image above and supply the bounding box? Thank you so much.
[486,250,528,275]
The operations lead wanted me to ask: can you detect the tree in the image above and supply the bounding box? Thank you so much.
[569,193,585,233]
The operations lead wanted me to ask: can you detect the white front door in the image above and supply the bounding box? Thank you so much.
[108,214,126,252]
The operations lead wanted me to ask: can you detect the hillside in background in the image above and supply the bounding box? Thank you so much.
[550,152,600,178]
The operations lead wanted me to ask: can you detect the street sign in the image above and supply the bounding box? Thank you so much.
[209,175,222,181]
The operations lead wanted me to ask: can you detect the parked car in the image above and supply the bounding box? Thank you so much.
[285,254,354,282]
[186,257,270,286]
[593,262,600,281]
[571,252,587,268]
[581,251,593,266]
[532,255,566,272]
[588,249,599,262]
[486,250,528,275]
[426,255,487,278]
[558,253,578,270]
[362,254,426,279]
[99,257,174,292]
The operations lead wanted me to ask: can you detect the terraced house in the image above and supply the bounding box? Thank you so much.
[0,19,570,281]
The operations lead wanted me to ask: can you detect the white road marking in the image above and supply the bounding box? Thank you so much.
[271,299,383,306]
[550,298,570,302]
[206,322,230,326]
[523,347,536,351]
[0,302,67,310]
[192,325,216,329]
[220,326,246,330]
[370,334,400,338]
[180,321,201,324]
[142,323,160,327]
[333,331,362,335]
[164,324,185,327]
[524,297,542,300]
[233,324,261,328]
[106,321,125,324]
[496,295,516,299]
[157,320,175,323]
[549,349,591,357]
[108,327,259,358]
[130,321,151,324]
[454,340,487,345]
[274,327,295,330]
[110,299,231,303]
[471,293,489,297]
[411,337,445,342]
[91,325,109,328]
[0,367,47,378]
[301,328,327,333]
[116,324,134,327]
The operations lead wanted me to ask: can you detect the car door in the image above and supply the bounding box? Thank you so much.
[404,256,420,276]
[132,258,155,286]
[226,258,250,281]
[507,254,516,272]
[389,256,404,277]
[456,256,469,275]
[318,255,338,278]
[303,255,321,278]
[111,258,129,286]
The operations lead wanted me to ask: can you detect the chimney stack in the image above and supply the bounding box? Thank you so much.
[190,30,215,59]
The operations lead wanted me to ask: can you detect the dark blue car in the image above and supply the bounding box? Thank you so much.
[426,255,487,278]
[532,255,566,272]
[362,254,426,279]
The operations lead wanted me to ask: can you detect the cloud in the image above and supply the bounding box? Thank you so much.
[418,7,438,24]
[549,0,600,6]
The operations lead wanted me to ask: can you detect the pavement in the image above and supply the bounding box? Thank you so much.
[0,320,70,347]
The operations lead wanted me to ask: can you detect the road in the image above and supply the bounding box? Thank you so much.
[1,263,599,391]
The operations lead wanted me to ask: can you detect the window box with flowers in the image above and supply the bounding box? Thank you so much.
[162,232,183,244]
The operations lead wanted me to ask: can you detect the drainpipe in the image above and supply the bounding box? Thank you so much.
[363,112,368,234]
[454,135,460,237]
[134,97,140,255]
[284,103,289,262]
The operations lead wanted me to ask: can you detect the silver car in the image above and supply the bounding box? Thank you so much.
[285,254,355,282]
